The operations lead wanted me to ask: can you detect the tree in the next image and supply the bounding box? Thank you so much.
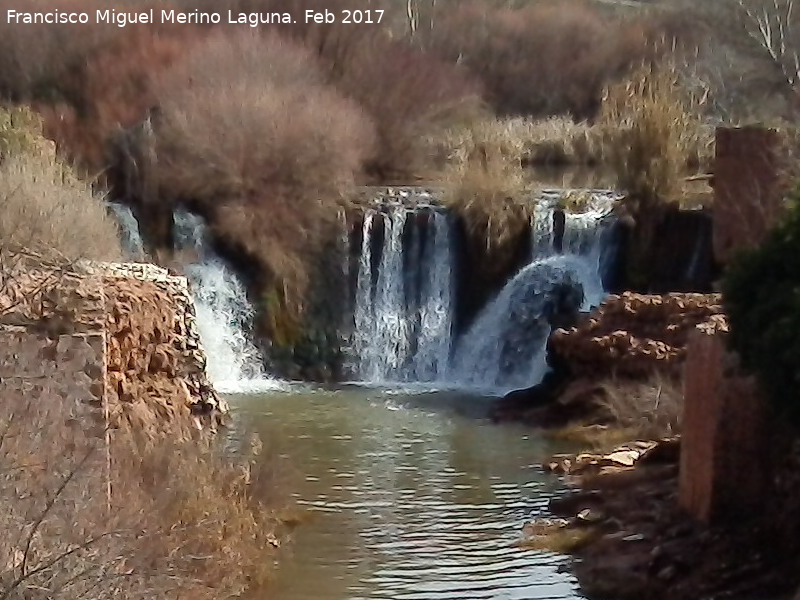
[738,0,800,92]
[722,193,800,423]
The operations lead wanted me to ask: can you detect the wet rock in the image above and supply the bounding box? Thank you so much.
[545,439,679,477]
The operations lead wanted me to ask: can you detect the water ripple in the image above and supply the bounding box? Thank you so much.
[232,388,584,600]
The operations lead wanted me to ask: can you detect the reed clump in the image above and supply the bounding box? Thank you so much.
[444,125,534,277]
[598,61,713,207]
[0,106,121,262]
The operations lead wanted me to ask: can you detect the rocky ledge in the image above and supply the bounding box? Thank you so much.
[0,256,227,441]
[551,292,728,378]
[493,292,727,427]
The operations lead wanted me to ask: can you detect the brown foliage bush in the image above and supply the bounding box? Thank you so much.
[216,0,482,179]
[0,0,112,100]
[0,388,288,600]
[151,31,372,200]
[138,31,375,311]
[427,0,650,119]
[41,21,205,172]
[327,32,482,179]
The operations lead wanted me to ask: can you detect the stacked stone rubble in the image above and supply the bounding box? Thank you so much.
[551,292,728,377]
[84,262,228,438]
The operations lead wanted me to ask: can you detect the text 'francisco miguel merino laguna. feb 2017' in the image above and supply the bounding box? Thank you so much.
[5,8,386,27]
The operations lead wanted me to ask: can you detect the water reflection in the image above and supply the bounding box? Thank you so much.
[231,386,585,600]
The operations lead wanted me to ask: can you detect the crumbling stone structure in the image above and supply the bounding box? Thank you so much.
[0,257,227,441]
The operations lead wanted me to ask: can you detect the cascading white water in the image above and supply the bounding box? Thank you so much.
[414,211,455,380]
[351,205,454,383]
[172,209,278,393]
[449,192,615,393]
[108,202,146,259]
[448,257,585,392]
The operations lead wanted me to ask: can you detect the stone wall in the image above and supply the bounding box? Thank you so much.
[550,292,728,378]
[679,329,771,523]
[0,257,226,441]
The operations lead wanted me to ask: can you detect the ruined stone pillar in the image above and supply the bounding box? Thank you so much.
[679,329,771,523]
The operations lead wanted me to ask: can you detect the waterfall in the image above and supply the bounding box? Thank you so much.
[448,257,585,392]
[108,202,146,259]
[348,189,616,393]
[449,192,616,393]
[351,205,454,383]
[530,193,615,309]
[172,209,278,393]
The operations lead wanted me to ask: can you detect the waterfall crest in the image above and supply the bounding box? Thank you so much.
[172,209,279,393]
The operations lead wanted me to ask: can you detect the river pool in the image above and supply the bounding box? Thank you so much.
[230,385,586,600]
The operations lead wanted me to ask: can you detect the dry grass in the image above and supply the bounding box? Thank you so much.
[598,60,713,206]
[444,131,533,257]
[597,374,683,440]
[438,116,602,169]
[0,388,289,600]
[0,106,52,160]
[549,424,644,452]
[0,107,121,262]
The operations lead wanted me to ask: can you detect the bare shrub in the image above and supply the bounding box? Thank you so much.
[0,388,288,600]
[599,60,712,207]
[0,0,113,100]
[329,33,482,179]
[427,0,651,118]
[152,31,373,201]
[142,31,374,312]
[40,22,204,172]
[597,374,683,439]
[200,0,482,183]
[0,107,121,261]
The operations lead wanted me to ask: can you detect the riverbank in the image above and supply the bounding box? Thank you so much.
[0,254,291,599]
[534,438,800,600]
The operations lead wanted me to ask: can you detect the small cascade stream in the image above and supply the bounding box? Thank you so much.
[108,202,146,260]
[352,202,455,383]
[172,209,278,392]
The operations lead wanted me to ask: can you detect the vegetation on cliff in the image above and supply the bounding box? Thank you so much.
[0,105,291,598]
[0,106,121,261]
